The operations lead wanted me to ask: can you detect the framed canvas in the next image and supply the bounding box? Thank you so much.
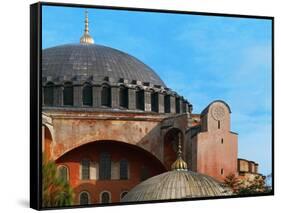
[30,1,274,210]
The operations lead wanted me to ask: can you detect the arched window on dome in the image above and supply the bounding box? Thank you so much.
[63,82,73,106]
[81,159,90,180]
[151,91,159,112]
[120,159,129,180]
[176,97,180,113]
[43,82,54,106]
[57,165,69,182]
[135,87,144,110]
[101,84,111,107]
[79,191,90,205]
[99,152,111,180]
[119,86,128,108]
[83,83,93,106]
[100,191,111,204]
[164,94,171,113]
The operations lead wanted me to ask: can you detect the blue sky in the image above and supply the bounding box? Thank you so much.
[42,6,272,176]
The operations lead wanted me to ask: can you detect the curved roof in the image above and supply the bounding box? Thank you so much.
[200,100,232,115]
[42,44,166,87]
[121,170,232,202]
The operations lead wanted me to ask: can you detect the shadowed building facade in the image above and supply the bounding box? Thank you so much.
[42,11,260,205]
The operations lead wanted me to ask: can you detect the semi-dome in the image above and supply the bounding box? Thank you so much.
[121,134,232,202]
[42,43,166,87]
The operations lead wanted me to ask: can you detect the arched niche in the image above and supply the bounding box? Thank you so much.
[163,128,183,170]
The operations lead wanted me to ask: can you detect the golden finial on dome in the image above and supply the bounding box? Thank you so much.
[80,10,94,44]
[171,132,188,171]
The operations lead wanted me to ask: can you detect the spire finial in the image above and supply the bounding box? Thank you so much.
[85,10,89,34]
[177,133,183,158]
[171,132,188,171]
[80,9,94,44]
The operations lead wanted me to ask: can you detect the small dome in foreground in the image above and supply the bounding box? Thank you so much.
[121,170,232,202]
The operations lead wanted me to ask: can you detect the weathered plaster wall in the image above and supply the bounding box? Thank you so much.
[195,131,238,181]
[190,101,238,181]
[45,111,189,165]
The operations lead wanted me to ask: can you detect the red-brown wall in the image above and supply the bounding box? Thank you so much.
[56,141,166,204]
[195,131,238,181]
[189,102,238,181]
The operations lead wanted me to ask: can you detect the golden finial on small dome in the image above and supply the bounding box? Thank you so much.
[80,10,94,44]
[171,132,188,171]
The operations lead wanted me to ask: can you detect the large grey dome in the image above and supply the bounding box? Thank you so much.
[42,43,166,87]
[121,170,232,202]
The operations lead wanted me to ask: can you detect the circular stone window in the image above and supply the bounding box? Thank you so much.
[211,105,225,121]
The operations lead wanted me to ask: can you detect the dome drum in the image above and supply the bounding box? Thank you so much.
[42,75,167,90]
[42,81,191,114]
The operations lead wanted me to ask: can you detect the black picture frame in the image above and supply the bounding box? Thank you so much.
[30,1,274,210]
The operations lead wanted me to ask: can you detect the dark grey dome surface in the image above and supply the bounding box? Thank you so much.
[42,44,166,87]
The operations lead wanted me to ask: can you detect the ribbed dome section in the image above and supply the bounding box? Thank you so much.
[42,44,166,87]
[121,170,232,202]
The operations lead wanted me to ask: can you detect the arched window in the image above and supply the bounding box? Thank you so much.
[83,84,93,106]
[99,152,111,180]
[79,191,90,205]
[101,84,111,107]
[140,166,150,181]
[58,165,68,182]
[100,191,111,204]
[43,82,54,106]
[164,94,171,113]
[136,88,144,110]
[176,97,180,113]
[81,159,90,180]
[119,86,128,108]
[120,191,128,200]
[120,159,128,180]
[151,91,158,112]
[63,82,73,106]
